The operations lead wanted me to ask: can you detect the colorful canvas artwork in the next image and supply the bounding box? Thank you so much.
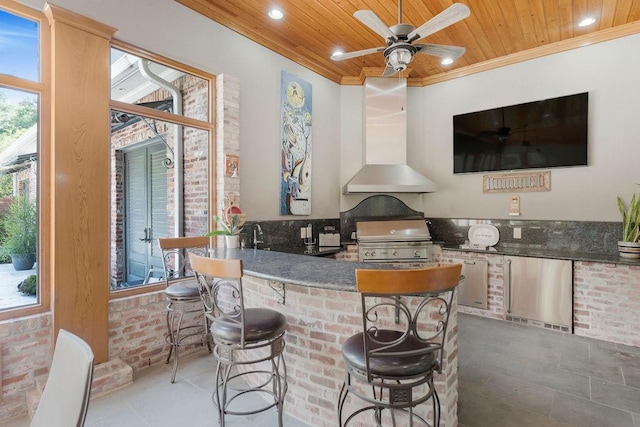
[280,71,312,215]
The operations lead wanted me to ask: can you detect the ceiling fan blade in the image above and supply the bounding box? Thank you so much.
[382,64,398,77]
[415,44,466,59]
[407,3,470,43]
[331,46,385,61]
[354,10,398,42]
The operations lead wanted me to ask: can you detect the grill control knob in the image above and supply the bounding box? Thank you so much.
[414,251,421,257]
[392,250,398,257]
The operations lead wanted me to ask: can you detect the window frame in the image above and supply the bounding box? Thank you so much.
[0,0,51,321]
[108,39,216,299]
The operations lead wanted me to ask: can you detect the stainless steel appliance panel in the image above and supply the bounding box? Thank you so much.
[356,219,433,263]
[451,258,488,309]
[504,256,572,328]
[356,219,431,242]
[359,242,432,263]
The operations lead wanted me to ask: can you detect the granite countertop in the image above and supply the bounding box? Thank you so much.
[440,243,640,266]
[209,248,386,292]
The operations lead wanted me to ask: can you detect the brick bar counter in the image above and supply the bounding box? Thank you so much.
[209,248,460,427]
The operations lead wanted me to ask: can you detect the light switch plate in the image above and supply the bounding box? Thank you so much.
[509,195,521,216]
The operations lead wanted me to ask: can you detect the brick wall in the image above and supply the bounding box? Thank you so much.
[14,163,37,204]
[0,314,52,422]
[335,244,358,262]
[574,262,640,347]
[107,290,205,370]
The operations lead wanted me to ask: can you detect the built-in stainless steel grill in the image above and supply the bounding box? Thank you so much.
[356,219,433,263]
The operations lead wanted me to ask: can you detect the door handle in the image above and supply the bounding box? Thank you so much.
[139,228,151,242]
[505,259,512,313]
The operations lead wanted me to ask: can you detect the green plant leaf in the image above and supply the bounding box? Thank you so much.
[618,188,640,242]
[208,214,243,236]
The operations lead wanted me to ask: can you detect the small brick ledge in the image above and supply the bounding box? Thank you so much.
[91,358,133,398]
[26,358,133,419]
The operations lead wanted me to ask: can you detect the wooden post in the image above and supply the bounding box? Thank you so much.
[44,4,116,363]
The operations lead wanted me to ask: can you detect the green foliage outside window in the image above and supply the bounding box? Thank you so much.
[1,196,37,256]
[0,94,38,151]
[17,274,36,295]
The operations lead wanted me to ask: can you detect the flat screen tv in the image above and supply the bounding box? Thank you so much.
[453,92,588,174]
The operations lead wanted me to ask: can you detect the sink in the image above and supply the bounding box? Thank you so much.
[258,245,341,257]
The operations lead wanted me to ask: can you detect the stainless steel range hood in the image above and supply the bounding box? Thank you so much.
[342,77,437,194]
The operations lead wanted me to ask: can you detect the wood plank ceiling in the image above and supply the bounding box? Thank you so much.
[176,0,640,85]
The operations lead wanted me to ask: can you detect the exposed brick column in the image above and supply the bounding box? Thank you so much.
[215,74,240,247]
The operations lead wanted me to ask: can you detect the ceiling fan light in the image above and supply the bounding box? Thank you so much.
[268,9,284,20]
[441,57,454,65]
[387,48,412,71]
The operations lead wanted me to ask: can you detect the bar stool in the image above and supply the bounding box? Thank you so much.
[158,236,212,383]
[337,264,462,427]
[190,254,288,427]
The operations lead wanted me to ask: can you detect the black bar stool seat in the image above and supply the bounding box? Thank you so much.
[342,330,438,377]
[164,279,200,299]
[211,307,287,343]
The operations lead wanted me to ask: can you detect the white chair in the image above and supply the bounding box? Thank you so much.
[31,329,94,427]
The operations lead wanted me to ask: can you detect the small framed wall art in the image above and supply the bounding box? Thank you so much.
[225,154,239,177]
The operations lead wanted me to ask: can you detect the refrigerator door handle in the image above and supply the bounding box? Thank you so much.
[505,259,512,314]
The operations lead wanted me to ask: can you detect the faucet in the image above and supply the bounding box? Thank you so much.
[253,224,264,248]
[304,223,315,246]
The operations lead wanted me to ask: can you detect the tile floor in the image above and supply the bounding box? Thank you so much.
[458,313,640,427]
[5,312,640,426]
[5,351,310,427]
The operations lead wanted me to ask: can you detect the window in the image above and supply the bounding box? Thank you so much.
[0,4,45,315]
[109,42,214,294]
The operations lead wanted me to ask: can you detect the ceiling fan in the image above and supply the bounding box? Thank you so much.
[331,1,471,77]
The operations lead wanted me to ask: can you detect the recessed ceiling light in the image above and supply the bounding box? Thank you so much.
[268,9,284,20]
[578,17,596,27]
[441,57,454,65]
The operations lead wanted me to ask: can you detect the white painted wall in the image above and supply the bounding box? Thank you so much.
[20,0,341,221]
[407,33,640,221]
